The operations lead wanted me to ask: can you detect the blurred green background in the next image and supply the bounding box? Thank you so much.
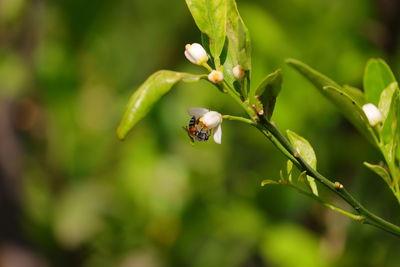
[0,0,399,266]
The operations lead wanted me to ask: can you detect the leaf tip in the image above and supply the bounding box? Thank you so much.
[261,179,278,186]
[274,68,283,78]
[284,58,299,65]
[116,126,126,141]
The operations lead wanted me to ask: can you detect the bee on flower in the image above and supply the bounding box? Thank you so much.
[184,107,223,144]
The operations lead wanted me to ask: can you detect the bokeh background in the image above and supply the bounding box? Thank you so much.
[1,0,399,266]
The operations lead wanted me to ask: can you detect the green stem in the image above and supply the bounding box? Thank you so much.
[255,124,301,169]
[222,115,255,125]
[221,80,256,119]
[223,83,400,237]
[286,183,363,221]
[258,116,400,236]
[377,140,400,204]
[219,75,400,236]
[223,80,241,97]
[202,62,213,72]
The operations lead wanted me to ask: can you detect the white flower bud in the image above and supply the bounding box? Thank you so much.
[184,43,208,65]
[362,103,383,126]
[232,65,245,80]
[199,111,223,129]
[208,70,224,83]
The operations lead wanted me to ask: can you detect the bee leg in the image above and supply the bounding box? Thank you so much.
[183,126,195,144]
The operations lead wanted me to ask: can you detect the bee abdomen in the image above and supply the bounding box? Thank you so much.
[189,116,196,127]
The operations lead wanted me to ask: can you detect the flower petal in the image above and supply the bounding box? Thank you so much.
[362,103,383,126]
[187,107,209,118]
[213,124,222,144]
[184,50,196,64]
[208,70,224,83]
[200,111,222,128]
[184,43,208,65]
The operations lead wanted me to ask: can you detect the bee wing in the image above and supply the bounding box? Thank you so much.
[187,107,209,118]
[213,124,222,144]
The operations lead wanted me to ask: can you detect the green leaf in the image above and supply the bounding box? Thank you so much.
[286,59,365,105]
[379,82,398,145]
[185,0,227,67]
[364,162,392,187]
[222,0,251,91]
[297,171,317,196]
[225,0,251,69]
[278,160,294,183]
[342,85,366,107]
[117,71,200,140]
[306,177,318,197]
[397,93,400,162]
[261,179,279,186]
[287,160,293,183]
[379,82,397,122]
[200,33,213,66]
[286,130,318,196]
[287,130,317,169]
[323,85,374,143]
[298,171,307,183]
[286,58,340,89]
[363,58,396,105]
[254,69,282,119]
[279,170,286,182]
[286,59,376,144]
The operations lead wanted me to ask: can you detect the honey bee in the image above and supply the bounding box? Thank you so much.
[184,116,211,142]
[183,107,222,144]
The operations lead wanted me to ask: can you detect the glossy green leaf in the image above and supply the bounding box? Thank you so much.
[364,162,392,187]
[286,59,376,144]
[286,130,318,196]
[379,82,398,145]
[286,59,365,105]
[185,0,227,67]
[306,177,318,196]
[287,130,317,169]
[254,69,282,119]
[117,71,200,140]
[342,85,366,107]
[225,0,251,69]
[323,86,374,144]
[363,58,396,105]
[200,33,213,66]
[286,58,339,89]
[379,82,397,122]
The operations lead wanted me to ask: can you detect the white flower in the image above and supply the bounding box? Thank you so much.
[208,70,224,83]
[200,111,223,129]
[232,65,245,80]
[362,103,383,126]
[187,107,223,144]
[184,43,208,65]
